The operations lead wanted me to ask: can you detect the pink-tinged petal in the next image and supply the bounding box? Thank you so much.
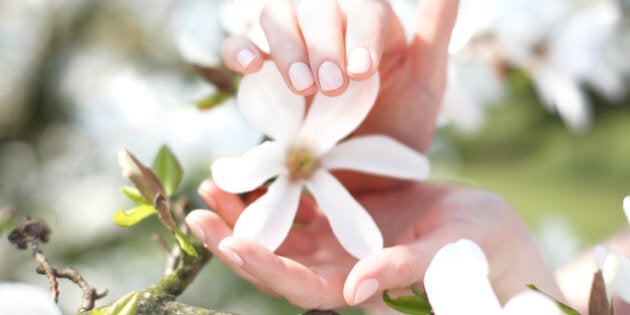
[211,141,286,193]
[304,169,383,259]
[297,73,380,154]
[613,254,630,303]
[425,239,502,315]
[321,135,430,180]
[238,61,305,142]
[233,175,302,252]
[501,291,562,315]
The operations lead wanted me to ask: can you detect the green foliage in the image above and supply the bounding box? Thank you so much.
[0,217,17,234]
[174,227,198,257]
[382,289,432,315]
[152,145,183,197]
[527,284,580,315]
[196,92,232,110]
[114,205,158,227]
[89,291,139,315]
[120,186,148,205]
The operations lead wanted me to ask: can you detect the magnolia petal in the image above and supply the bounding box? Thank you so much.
[304,169,383,259]
[424,239,502,315]
[211,141,286,193]
[297,73,380,154]
[613,254,630,303]
[233,175,302,252]
[321,135,430,180]
[237,61,305,142]
[595,246,630,304]
[501,291,562,315]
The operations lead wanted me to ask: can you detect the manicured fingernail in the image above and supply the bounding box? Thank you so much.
[318,61,344,91]
[347,47,372,75]
[236,48,256,70]
[353,278,379,305]
[288,62,314,91]
[219,237,244,267]
[198,181,218,210]
[185,213,206,243]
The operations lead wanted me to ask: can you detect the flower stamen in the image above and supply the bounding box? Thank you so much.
[285,147,318,181]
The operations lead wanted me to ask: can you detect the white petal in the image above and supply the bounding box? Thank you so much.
[237,61,305,142]
[0,282,62,315]
[211,141,286,193]
[305,169,383,259]
[425,239,502,315]
[501,291,562,315]
[297,73,380,154]
[612,254,630,303]
[321,135,430,180]
[623,195,630,225]
[233,176,302,252]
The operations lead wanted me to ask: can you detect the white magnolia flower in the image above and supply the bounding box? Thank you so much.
[591,195,630,304]
[211,61,429,259]
[424,239,562,315]
[0,282,62,315]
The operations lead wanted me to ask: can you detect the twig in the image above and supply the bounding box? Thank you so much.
[7,216,107,312]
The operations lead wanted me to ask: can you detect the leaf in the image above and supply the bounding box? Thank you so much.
[114,205,158,227]
[0,217,16,234]
[196,91,232,110]
[120,186,148,205]
[90,291,139,315]
[382,289,432,315]
[151,145,183,197]
[118,148,165,202]
[174,227,198,257]
[527,284,581,315]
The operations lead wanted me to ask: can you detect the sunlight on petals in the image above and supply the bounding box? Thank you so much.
[298,73,380,154]
[501,291,562,315]
[424,239,502,315]
[211,141,286,193]
[593,245,630,304]
[321,135,430,180]
[305,170,383,259]
[233,176,302,252]
[237,62,305,142]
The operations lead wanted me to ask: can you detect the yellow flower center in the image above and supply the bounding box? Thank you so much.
[285,146,318,181]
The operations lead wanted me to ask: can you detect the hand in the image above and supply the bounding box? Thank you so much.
[187,180,563,310]
[221,0,457,160]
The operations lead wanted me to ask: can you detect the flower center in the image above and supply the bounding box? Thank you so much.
[285,146,318,181]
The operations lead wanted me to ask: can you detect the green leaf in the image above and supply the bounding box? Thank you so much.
[114,205,158,227]
[151,145,183,197]
[196,91,232,110]
[174,227,198,257]
[89,291,139,315]
[120,186,148,205]
[0,217,16,234]
[382,290,432,315]
[527,284,580,315]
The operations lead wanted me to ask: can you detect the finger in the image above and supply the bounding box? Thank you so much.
[296,0,347,95]
[217,236,348,310]
[198,179,245,227]
[340,0,393,80]
[185,210,266,288]
[411,0,460,95]
[221,35,265,73]
[260,0,316,94]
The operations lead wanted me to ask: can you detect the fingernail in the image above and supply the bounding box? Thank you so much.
[347,47,372,75]
[353,278,379,305]
[236,48,256,70]
[185,213,206,243]
[219,237,244,267]
[198,181,218,210]
[288,62,314,91]
[318,61,344,91]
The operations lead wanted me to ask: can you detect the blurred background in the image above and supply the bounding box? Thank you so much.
[0,0,628,314]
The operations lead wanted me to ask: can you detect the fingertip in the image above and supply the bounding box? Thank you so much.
[221,35,264,74]
[185,209,213,245]
[346,46,374,79]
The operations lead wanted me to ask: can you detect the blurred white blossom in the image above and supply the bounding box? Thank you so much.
[424,239,562,314]
[0,282,62,315]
